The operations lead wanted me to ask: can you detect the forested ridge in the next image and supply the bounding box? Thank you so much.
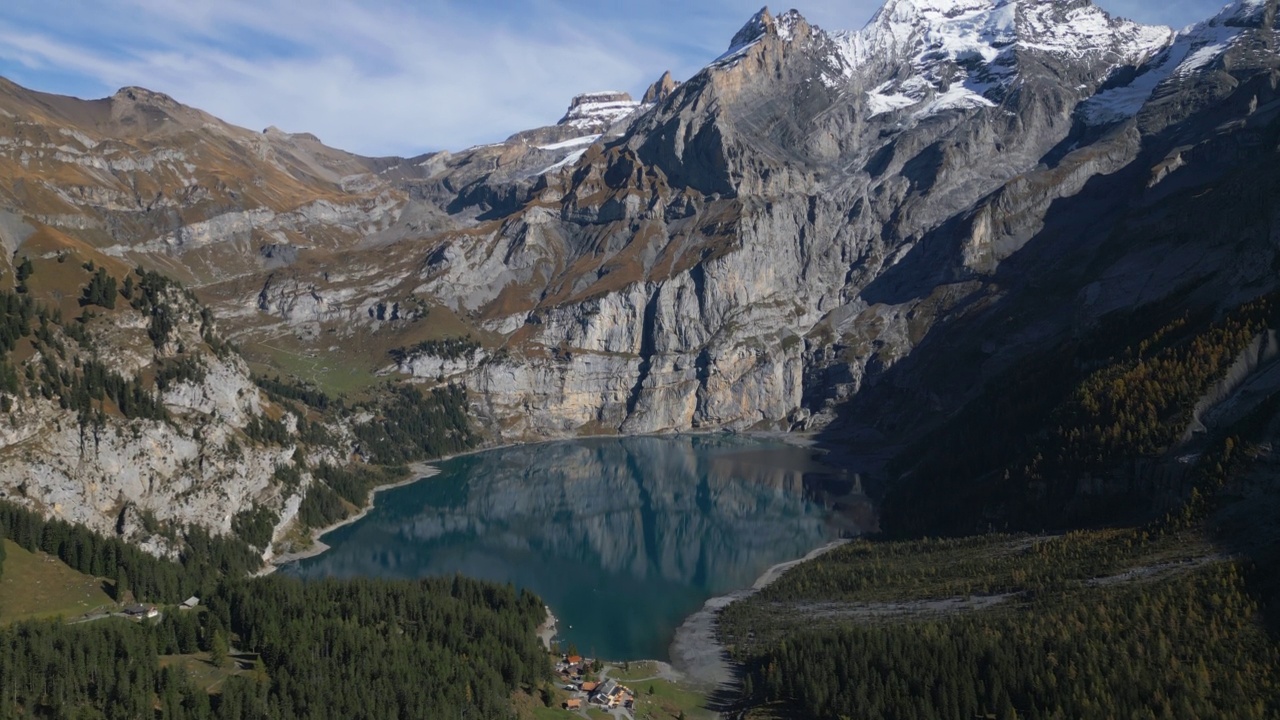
[887,292,1280,534]
[0,576,548,719]
[723,483,1280,720]
[248,375,474,536]
[0,258,537,718]
[248,366,476,536]
[388,335,481,365]
[722,293,1280,719]
[735,564,1277,719]
[0,502,262,604]
[0,283,169,425]
[0,260,248,434]
[352,383,476,464]
[0,501,551,718]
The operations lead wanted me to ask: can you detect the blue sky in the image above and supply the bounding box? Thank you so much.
[0,0,1233,157]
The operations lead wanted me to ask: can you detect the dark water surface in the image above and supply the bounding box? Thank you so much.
[287,435,865,661]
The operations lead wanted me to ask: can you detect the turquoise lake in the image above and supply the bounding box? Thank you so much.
[286,434,870,661]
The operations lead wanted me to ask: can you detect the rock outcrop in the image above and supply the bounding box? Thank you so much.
[642,72,680,104]
[0,247,340,555]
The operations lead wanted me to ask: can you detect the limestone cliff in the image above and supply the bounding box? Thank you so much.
[0,245,342,557]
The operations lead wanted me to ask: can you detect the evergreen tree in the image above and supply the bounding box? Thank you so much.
[14,255,32,293]
[15,256,32,281]
[210,628,230,669]
[113,565,130,602]
[81,268,117,309]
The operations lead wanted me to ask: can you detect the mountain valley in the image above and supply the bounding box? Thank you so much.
[1,0,1280,717]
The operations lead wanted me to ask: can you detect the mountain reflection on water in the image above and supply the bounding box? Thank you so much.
[287,434,871,660]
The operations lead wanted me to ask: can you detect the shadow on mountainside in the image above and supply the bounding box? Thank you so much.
[1211,411,1280,641]
[814,75,1280,538]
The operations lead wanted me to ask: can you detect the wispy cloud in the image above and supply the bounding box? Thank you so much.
[0,0,686,155]
[0,0,1232,157]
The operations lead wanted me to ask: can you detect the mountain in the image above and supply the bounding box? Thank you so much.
[0,0,1277,541]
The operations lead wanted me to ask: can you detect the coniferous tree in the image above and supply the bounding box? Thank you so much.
[113,566,130,602]
[210,628,230,668]
[81,267,117,309]
[14,255,32,293]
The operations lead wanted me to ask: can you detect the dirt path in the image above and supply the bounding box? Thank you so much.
[788,593,1017,621]
[1086,553,1228,587]
[763,551,1230,623]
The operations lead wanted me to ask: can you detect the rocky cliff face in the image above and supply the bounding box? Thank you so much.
[0,229,342,554]
[0,0,1278,458]
[0,351,286,551]
[395,0,1280,441]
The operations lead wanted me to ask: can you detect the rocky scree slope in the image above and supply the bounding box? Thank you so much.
[1,0,1278,461]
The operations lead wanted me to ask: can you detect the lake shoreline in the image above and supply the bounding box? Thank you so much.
[267,429,849,682]
[537,538,850,698]
[260,461,443,574]
[264,439,539,573]
[667,538,851,689]
[538,605,558,650]
[547,537,853,687]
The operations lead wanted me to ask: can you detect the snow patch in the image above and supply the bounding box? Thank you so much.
[727,8,774,54]
[1220,0,1269,24]
[1178,42,1231,75]
[913,86,997,118]
[537,134,601,151]
[536,149,587,176]
[867,82,920,116]
[713,41,761,68]
[560,93,640,132]
[713,7,781,68]
[1081,17,1244,125]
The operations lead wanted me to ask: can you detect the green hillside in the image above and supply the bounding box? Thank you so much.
[0,539,116,623]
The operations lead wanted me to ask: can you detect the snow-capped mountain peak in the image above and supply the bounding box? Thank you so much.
[829,0,1172,120]
[715,6,795,67]
[1218,0,1269,25]
[728,6,778,53]
[1081,0,1276,125]
[558,91,641,132]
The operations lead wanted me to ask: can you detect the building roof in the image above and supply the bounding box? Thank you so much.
[124,604,158,619]
[565,699,582,709]
[567,654,583,664]
[595,680,618,698]
[581,681,598,692]
[181,596,200,608]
